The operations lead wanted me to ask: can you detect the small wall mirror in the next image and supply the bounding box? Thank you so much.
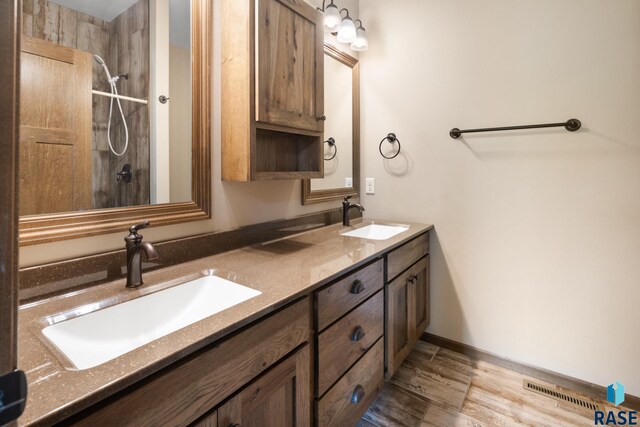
[19,0,211,245]
[302,44,359,205]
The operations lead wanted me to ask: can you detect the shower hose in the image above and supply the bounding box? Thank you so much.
[93,55,129,157]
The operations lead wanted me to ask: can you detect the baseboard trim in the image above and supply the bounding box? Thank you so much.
[421,332,640,411]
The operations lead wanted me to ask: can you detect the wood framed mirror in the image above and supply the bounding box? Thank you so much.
[302,43,359,205]
[18,0,211,245]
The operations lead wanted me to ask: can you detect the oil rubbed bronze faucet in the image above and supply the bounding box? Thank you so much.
[342,196,365,226]
[124,221,159,288]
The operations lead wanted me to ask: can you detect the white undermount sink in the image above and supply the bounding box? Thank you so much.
[42,275,262,370]
[340,224,409,240]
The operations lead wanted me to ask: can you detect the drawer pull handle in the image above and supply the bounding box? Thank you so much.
[351,326,366,342]
[350,280,365,294]
[228,424,240,427]
[351,385,365,404]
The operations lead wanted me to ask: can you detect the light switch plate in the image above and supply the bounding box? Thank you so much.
[345,177,353,188]
[366,178,375,194]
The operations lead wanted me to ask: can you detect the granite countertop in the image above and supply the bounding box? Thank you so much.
[18,218,433,426]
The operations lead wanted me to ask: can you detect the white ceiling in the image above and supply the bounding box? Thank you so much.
[50,0,139,22]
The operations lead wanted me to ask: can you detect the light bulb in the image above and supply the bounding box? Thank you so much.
[324,3,341,32]
[337,17,356,43]
[350,27,368,51]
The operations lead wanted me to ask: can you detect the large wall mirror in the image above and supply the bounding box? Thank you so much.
[19,0,211,245]
[302,43,359,205]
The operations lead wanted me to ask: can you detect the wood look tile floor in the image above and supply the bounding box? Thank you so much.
[361,341,619,427]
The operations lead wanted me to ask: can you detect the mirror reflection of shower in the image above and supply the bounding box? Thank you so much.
[94,54,129,156]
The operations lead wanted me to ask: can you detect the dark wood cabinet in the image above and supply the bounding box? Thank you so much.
[255,0,324,133]
[386,267,412,377]
[192,410,217,427]
[218,345,311,427]
[221,0,324,181]
[410,256,430,344]
[385,234,430,378]
[313,260,385,426]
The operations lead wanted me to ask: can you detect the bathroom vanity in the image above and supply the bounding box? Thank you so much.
[17,220,431,426]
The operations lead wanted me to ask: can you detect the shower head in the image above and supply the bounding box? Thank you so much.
[93,55,106,66]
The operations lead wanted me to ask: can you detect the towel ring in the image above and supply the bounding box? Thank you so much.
[324,137,337,161]
[379,133,401,159]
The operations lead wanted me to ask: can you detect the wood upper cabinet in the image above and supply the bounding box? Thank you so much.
[256,0,324,132]
[222,0,324,181]
[218,345,311,427]
[386,234,430,378]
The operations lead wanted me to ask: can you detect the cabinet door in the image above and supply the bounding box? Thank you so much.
[218,345,311,427]
[386,269,413,378]
[409,256,430,345]
[256,0,324,132]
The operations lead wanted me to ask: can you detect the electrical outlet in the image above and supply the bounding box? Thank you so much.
[345,177,353,188]
[366,178,375,194]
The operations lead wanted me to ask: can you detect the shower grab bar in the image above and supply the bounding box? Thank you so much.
[92,90,148,105]
[449,118,581,139]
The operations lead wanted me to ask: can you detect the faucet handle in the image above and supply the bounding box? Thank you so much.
[343,196,352,202]
[129,221,150,235]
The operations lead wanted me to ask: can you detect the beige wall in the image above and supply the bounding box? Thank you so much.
[358,0,640,394]
[19,0,345,267]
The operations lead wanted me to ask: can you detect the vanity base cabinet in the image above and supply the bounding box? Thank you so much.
[385,233,430,379]
[313,259,385,426]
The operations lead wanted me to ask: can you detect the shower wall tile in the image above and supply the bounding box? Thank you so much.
[108,0,150,208]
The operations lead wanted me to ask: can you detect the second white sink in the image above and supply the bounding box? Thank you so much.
[341,224,409,240]
[42,274,261,370]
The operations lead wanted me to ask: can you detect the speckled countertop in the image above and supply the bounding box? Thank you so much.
[18,219,432,426]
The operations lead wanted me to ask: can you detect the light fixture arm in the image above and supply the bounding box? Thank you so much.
[339,8,352,19]
[317,0,336,12]
[353,19,366,31]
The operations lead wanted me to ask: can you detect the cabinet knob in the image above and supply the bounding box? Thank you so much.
[351,385,365,404]
[350,280,365,294]
[351,326,366,342]
[317,115,326,121]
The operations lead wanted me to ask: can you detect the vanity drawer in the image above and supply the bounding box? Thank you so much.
[387,232,429,281]
[316,338,384,427]
[316,259,383,331]
[317,290,384,396]
[73,297,310,427]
